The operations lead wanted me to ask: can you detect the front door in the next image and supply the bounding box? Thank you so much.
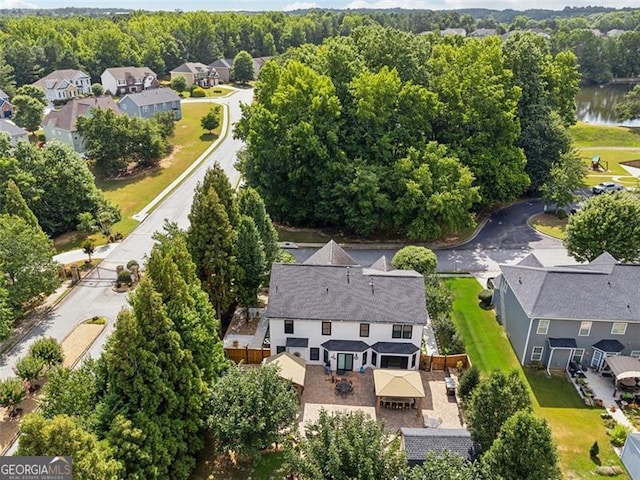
[337,353,353,372]
[591,349,603,369]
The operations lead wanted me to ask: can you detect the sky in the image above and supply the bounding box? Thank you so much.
[2,0,640,14]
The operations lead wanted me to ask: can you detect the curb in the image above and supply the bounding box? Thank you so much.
[526,213,566,242]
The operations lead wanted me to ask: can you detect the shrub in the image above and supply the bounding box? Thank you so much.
[621,392,635,402]
[556,208,568,219]
[213,89,222,93]
[609,423,631,447]
[191,86,206,98]
[29,337,64,367]
[478,289,493,307]
[0,378,27,413]
[117,269,132,285]
[14,355,45,387]
[590,441,599,457]
[126,260,139,270]
[432,316,465,354]
[458,365,480,401]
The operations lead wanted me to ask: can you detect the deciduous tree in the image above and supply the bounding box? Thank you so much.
[29,337,64,368]
[0,377,27,415]
[12,95,44,134]
[14,355,45,390]
[91,83,104,96]
[232,50,255,83]
[200,106,220,134]
[170,75,187,93]
[15,84,48,106]
[617,84,640,121]
[392,246,437,278]
[564,192,640,262]
[541,149,587,212]
[406,450,482,480]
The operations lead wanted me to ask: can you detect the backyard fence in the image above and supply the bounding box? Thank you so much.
[224,347,271,364]
[420,353,471,372]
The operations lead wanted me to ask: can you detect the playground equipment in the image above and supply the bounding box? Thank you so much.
[591,155,608,172]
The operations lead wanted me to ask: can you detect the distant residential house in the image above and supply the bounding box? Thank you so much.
[41,96,122,153]
[401,428,477,466]
[441,28,467,37]
[469,28,498,38]
[208,56,273,83]
[0,89,13,118]
[170,62,220,89]
[606,29,626,38]
[118,88,182,120]
[493,252,640,373]
[101,67,159,96]
[267,240,429,372]
[0,119,28,144]
[33,69,91,104]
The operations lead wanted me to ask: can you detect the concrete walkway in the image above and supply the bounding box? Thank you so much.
[583,369,637,431]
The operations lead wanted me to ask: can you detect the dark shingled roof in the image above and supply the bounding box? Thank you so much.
[0,120,27,137]
[370,342,420,354]
[593,339,625,353]
[499,252,640,322]
[42,96,121,132]
[267,248,428,326]
[303,240,358,266]
[321,340,369,352]
[548,338,578,349]
[401,428,476,465]
[120,87,180,107]
[370,256,396,272]
[286,337,308,348]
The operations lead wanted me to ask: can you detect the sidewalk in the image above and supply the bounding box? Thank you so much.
[53,243,120,265]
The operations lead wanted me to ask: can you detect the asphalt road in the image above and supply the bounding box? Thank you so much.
[0,88,254,379]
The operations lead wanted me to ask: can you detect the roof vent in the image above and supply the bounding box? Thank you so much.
[608,281,612,287]
[518,276,522,284]
[369,278,374,294]
[346,266,350,284]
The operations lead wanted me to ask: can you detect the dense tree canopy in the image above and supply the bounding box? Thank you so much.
[232,50,255,83]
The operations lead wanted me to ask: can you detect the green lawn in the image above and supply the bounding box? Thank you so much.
[180,86,234,98]
[190,449,287,480]
[446,277,629,479]
[529,212,567,240]
[54,102,225,252]
[570,122,640,148]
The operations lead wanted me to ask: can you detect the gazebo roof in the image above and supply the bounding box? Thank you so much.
[263,351,307,387]
[373,369,425,398]
[604,356,640,381]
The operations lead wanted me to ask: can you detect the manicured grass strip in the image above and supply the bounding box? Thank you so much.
[570,122,640,148]
[179,86,235,98]
[529,213,567,240]
[445,278,520,374]
[446,277,630,479]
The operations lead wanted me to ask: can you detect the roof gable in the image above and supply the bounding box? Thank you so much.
[43,96,122,131]
[303,240,358,266]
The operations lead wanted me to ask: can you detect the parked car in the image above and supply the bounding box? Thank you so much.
[592,182,625,195]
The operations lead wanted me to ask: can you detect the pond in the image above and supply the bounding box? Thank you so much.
[576,83,640,127]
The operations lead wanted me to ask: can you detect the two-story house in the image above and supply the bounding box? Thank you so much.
[493,252,640,373]
[267,241,429,372]
[118,88,182,120]
[208,56,273,83]
[170,62,220,89]
[101,67,159,96]
[42,96,122,153]
[33,69,92,104]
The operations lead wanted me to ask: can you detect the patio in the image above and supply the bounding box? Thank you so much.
[300,366,462,432]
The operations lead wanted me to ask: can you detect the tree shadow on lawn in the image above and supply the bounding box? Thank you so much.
[199,133,217,142]
[525,368,590,409]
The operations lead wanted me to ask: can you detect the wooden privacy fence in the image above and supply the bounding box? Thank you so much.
[420,353,471,372]
[225,347,271,364]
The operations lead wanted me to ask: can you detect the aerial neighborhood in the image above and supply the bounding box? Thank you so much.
[1,6,640,480]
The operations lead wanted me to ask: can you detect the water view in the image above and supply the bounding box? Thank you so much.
[576,83,640,127]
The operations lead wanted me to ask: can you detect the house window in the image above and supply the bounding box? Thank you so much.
[531,346,544,362]
[284,320,294,334]
[572,348,585,364]
[578,321,592,336]
[322,322,331,336]
[276,346,285,354]
[362,351,368,365]
[372,351,378,366]
[360,323,369,337]
[611,323,628,335]
[631,351,640,359]
[310,348,319,361]
[411,353,417,368]
[537,319,550,335]
[392,325,412,339]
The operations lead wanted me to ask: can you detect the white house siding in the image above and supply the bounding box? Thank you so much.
[269,318,422,371]
[100,71,118,97]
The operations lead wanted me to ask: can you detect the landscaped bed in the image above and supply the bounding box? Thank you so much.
[529,212,567,240]
[446,277,629,479]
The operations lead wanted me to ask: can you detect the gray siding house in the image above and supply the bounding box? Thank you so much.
[494,252,640,373]
[118,88,182,120]
[0,119,28,144]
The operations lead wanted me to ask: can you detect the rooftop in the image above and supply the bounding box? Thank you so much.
[119,88,180,107]
[42,96,121,131]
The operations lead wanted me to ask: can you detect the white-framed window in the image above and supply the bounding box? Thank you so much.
[531,346,544,362]
[631,351,640,359]
[578,321,592,336]
[572,348,585,364]
[537,319,550,335]
[611,322,628,335]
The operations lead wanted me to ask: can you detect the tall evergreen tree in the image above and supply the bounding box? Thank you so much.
[187,176,238,322]
[237,187,279,268]
[235,215,266,309]
[146,229,227,385]
[202,163,239,227]
[103,278,206,479]
[3,179,40,230]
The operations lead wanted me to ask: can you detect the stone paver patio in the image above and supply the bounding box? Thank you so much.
[300,366,463,432]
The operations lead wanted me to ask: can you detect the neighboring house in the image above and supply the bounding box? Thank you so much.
[208,56,273,83]
[606,29,626,38]
[118,88,182,121]
[170,62,220,89]
[41,96,122,153]
[493,252,640,372]
[401,428,477,466]
[622,433,640,480]
[101,67,159,96]
[33,69,91,103]
[469,28,498,37]
[0,89,13,118]
[441,28,467,37]
[267,240,429,372]
[0,119,28,144]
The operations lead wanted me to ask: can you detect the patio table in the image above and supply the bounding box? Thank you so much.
[335,380,353,396]
[620,378,637,388]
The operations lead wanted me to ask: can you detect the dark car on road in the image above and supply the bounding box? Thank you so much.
[592,182,625,195]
